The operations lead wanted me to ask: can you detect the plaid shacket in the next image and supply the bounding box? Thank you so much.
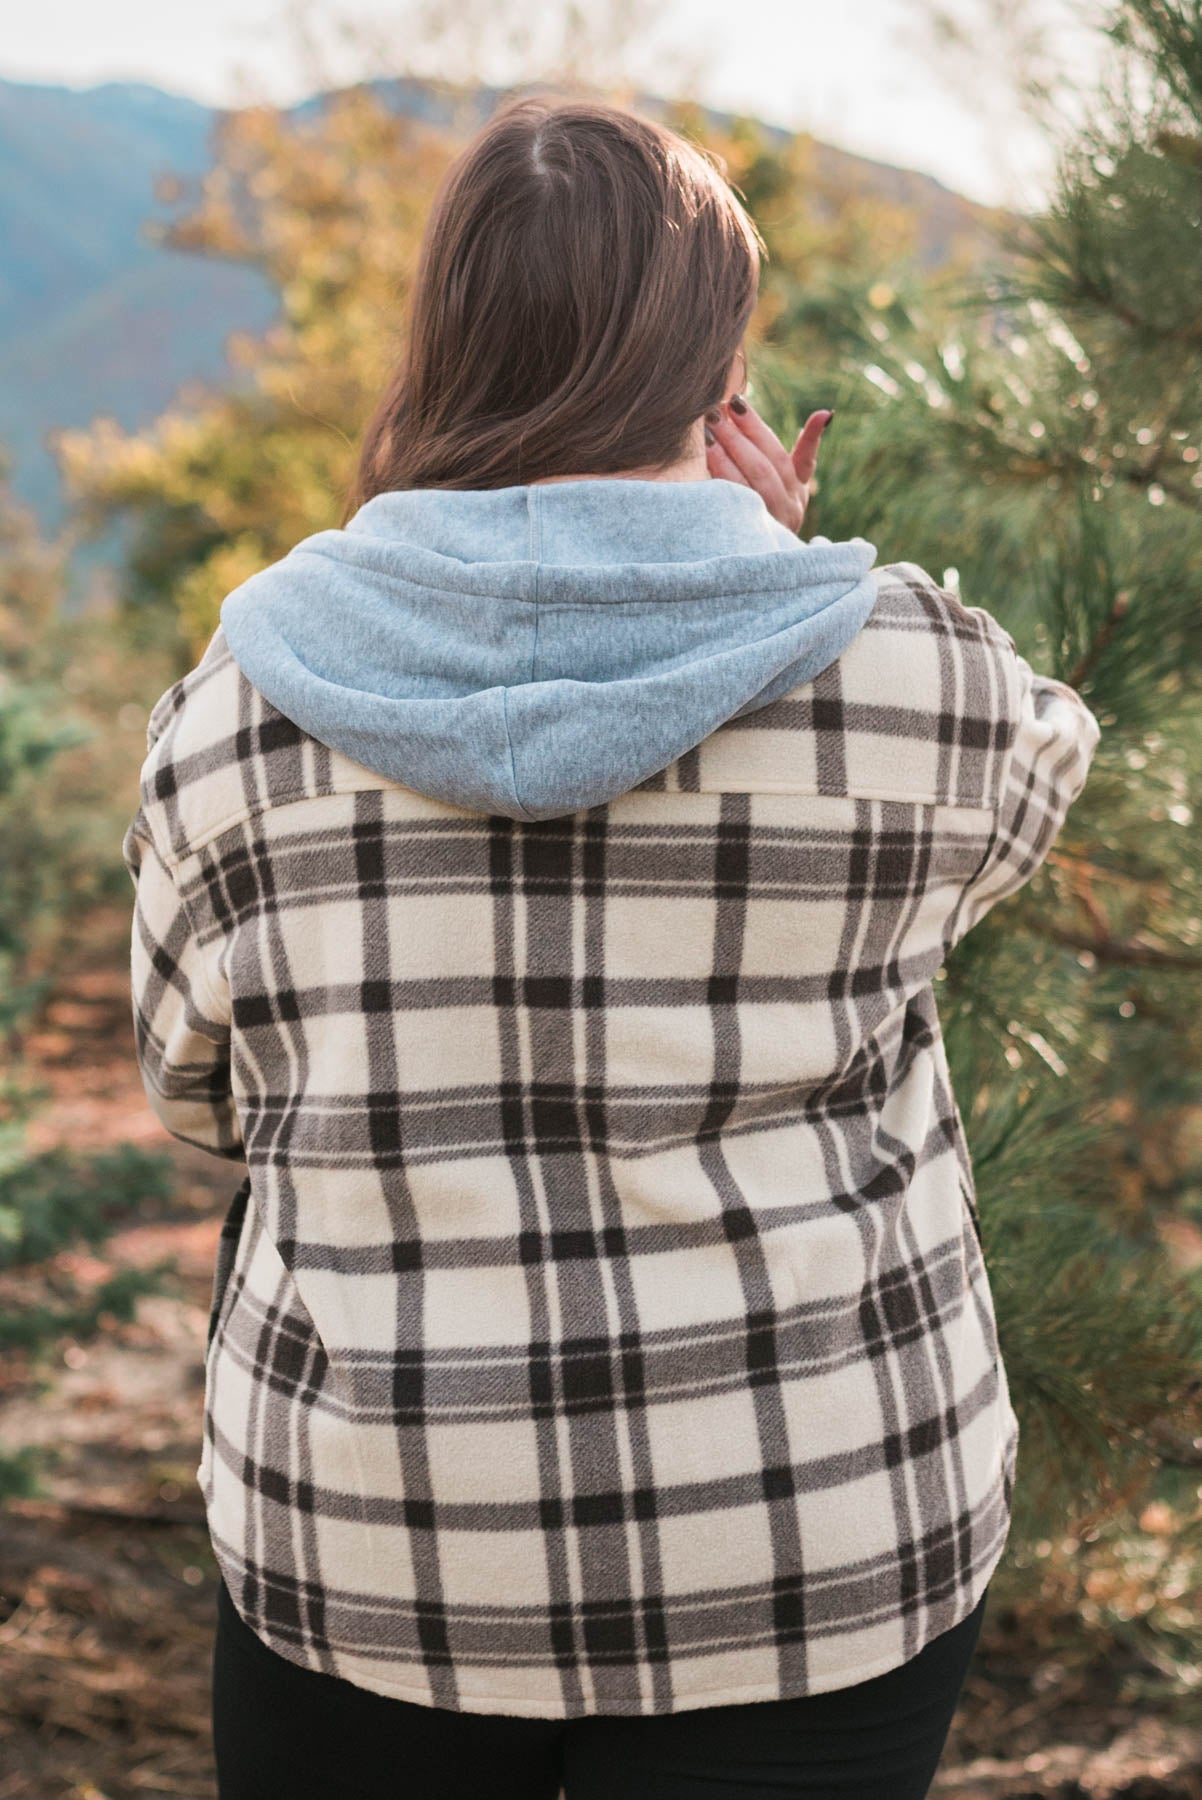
[124,558,1100,1717]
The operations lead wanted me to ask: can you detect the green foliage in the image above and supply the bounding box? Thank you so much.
[0,1262,175,1357]
[0,477,179,1498]
[0,1138,174,1270]
[0,684,90,1037]
[0,479,166,1036]
[0,1134,176,1494]
[0,1444,43,1502]
[0,498,90,1042]
[0,677,84,793]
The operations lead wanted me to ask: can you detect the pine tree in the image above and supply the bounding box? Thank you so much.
[755,0,1202,1675]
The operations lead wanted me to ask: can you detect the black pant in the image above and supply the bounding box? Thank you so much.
[212,1572,987,1799]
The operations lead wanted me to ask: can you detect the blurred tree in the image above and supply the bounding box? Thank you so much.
[59,89,449,659]
[0,474,173,1498]
[0,491,84,1045]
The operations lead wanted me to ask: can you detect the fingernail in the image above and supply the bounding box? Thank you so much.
[705,407,722,425]
[822,409,836,427]
[704,425,715,446]
[729,394,748,415]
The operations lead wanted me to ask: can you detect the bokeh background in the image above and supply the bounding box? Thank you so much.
[1,3,1201,1794]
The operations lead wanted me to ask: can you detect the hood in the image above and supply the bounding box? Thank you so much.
[219,478,879,822]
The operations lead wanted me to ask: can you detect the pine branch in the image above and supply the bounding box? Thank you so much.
[1033,922,1202,970]
[1146,1415,1202,1469]
[1065,589,1132,689]
[1060,267,1202,347]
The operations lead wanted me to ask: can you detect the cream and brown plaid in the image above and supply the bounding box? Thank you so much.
[124,559,1100,1717]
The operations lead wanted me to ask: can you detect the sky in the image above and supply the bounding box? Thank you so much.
[0,0,1107,211]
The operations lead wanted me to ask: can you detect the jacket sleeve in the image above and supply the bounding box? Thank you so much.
[956,646,1102,938]
[123,815,245,1161]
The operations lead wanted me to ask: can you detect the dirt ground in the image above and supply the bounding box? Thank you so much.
[1,918,1200,1799]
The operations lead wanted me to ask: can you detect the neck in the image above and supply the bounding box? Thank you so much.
[530,420,709,486]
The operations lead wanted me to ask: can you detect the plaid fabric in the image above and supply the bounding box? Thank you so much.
[124,559,1100,1717]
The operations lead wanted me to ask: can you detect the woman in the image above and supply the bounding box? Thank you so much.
[124,96,1101,1798]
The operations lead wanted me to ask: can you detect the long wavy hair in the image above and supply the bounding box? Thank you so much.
[346,95,764,505]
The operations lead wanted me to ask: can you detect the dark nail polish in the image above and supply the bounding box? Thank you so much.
[704,425,715,446]
[822,409,836,426]
[729,393,748,415]
[705,407,722,425]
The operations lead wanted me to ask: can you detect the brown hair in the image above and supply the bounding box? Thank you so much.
[346,95,764,505]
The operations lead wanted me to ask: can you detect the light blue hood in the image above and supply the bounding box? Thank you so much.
[220,479,879,822]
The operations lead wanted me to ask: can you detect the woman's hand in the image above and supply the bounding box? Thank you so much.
[704,397,835,534]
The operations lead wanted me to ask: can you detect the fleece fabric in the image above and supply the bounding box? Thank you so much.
[219,478,881,819]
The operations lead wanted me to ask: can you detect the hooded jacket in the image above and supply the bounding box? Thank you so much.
[124,477,1101,1718]
[219,479,882,820]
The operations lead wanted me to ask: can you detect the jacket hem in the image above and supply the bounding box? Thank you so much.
[204,1503,1013,1720]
